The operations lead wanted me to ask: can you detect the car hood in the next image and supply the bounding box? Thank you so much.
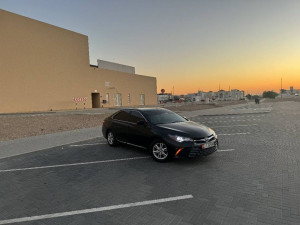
[157,121,212,138]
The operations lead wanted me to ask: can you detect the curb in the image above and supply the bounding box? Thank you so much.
[191,111,272,117]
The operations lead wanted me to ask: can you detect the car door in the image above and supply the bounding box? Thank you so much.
[111,110,130,143]
[126,110,152,147]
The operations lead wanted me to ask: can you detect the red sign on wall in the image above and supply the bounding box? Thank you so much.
[73,97,88,102]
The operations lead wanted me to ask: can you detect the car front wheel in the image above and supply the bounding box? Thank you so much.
[150,140,172,162]
[107,131,117,146]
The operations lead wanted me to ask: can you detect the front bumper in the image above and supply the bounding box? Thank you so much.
[167,138,218,158]
[184,144,218,157]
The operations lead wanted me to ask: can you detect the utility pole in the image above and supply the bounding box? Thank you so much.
[281,78,282,98]
[173,86,175,102]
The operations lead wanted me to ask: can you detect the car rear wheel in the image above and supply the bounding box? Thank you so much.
[150,140,172,162]
[107,130,117,146]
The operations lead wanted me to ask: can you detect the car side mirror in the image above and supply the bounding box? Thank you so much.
[137,120,147,126]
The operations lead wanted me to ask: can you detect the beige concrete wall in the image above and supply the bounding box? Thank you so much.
[87,68,157,108]
[0,9,157,113]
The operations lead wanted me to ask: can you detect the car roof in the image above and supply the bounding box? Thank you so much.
[122,107,169,112]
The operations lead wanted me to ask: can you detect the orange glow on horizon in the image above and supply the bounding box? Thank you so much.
[154,36,300,95]
[157,68,300,95]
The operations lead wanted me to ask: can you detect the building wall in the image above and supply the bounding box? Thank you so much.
[0,9,157,113]
[86,68,157,108]
[97,60,135,74]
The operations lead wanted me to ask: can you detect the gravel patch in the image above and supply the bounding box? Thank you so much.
[0,114,110,141]
[0,100,251,141]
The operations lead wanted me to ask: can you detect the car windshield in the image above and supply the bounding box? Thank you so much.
[142,109,187,125]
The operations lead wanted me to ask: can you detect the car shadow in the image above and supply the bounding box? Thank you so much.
[172,155,215,165]
[113,143,150,156]
[111,142,217,165]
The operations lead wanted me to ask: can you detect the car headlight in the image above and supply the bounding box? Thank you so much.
[209,128,217,138]
[168,135,193,142]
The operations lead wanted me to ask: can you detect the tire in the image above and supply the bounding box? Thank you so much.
[107,130,117,146]
[150,140,172,162]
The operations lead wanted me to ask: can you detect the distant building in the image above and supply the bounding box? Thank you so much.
[289,86,300,95]
[216,89,244,101]
[186,93,198,102]
[157,93,173,103]
[205,91,217,100]
[279,87,299,96]
[197,91,206,100]
[230,89,245,100]
[184,89,244,102]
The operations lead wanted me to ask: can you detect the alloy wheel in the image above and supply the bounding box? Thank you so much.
[107,131,115,145]
[152,142,168,160]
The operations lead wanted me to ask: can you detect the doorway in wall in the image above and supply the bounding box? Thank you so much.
[114,93,122,106]
[91,93,100,108]
[139,94,145,105]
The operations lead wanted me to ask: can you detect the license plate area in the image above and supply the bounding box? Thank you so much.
[202,141,215,149]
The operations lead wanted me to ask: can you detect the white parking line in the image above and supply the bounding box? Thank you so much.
[69,143,106,147]
[0,195,193,224]
[0,156,150,173]
[212,124,257,128]
[203,119,261,123]
[218,149,236,152]
[218,132,250,136]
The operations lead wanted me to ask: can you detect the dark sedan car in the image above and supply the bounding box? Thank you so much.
[102,108,218,162]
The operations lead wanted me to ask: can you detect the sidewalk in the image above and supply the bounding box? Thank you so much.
[0,127,102,160]
[0,102,272,160]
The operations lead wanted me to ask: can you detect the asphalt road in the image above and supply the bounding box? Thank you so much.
[0,102,299,225]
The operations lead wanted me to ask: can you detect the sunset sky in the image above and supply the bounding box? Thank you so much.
[1,0,300,95]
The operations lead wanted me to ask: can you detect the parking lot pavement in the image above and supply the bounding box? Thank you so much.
[0,101,299,225]
[178,102,273,118]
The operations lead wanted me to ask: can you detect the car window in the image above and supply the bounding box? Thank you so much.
[113,111,130,122]
[129,111,145,123]
[142,109,186,125]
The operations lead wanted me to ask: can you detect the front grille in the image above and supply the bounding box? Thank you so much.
[188,145,217,157]
[193,134,215,146]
